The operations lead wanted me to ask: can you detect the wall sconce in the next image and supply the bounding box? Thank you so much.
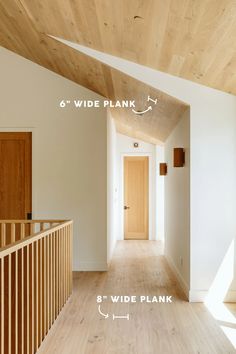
[173,148,185,167]
[133,142,139,148]
[159,163,167,176]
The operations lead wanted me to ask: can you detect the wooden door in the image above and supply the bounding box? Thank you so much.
[0,132,32,220]
[124,156,149,240]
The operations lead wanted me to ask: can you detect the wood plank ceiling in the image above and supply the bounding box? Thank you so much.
[3,0,222,143]
[19,0,236,96]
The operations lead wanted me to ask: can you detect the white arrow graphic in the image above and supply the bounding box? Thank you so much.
[132,106,152,115]
[98,305,109,319]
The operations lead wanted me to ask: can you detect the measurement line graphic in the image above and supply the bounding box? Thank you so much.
[112,314,130,321]
[147,95,158,104]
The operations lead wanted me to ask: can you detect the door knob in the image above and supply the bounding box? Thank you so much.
[124,206,130,210]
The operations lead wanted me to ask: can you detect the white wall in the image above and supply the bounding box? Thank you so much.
[116,133,164,241]
[107,110,118,263]
[0,46,108,271]
[164,110,190,295]
[156,145,165,241]
[75,46,236,301]
[124,61,236,301]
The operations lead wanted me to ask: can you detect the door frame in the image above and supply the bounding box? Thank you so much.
[0,127,35,218]
[120,152,154,241]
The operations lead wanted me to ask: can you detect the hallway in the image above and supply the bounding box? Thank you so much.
[37,241,236,354]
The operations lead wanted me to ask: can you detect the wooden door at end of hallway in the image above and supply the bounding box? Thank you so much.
[0,132,32,221]
[124,156,149,240]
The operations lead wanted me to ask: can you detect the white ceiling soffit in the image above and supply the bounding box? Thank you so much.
[49,35,190,105]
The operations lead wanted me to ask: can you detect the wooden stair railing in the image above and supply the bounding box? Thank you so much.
[0,220,73,354]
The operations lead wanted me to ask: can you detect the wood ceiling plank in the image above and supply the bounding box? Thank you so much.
[109,69,188,142]
[17,0,236,95]
[0,0,109,96]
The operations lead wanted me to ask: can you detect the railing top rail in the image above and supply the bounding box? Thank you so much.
[0,220,73,259]
[0,219,66,224]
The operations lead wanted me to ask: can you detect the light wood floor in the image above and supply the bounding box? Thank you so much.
[37,241,236,354]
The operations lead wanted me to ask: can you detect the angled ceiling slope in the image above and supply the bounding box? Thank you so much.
[17,0,236,96]
[0,1,188,144]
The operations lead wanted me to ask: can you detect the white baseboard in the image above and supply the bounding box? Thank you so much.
[189,289,236,303]
[165,254,189,300]
[189,290,207,302]
[76,261,108,271]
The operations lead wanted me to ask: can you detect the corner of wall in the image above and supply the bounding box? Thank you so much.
[107,110,118,264]
[164,110,190,293]
[166,253,190,300]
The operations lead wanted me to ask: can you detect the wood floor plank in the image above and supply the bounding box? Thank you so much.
[37,241,236,354]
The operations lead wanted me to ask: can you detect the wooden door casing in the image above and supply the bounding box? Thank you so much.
[124,156,149,240]
[0,132,32,242]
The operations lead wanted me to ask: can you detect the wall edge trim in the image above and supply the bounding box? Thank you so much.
[165,254,190,301]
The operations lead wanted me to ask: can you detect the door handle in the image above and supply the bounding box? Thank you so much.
[124,206,130,210]
[27,212,32,220]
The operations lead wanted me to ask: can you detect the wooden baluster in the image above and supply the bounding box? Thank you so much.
[48,235,50,328]
[64,227,66,304]
[69,225,71,296]
[65,227,67,300]
[70,224,73,294]
[50,233,52,326]
[1,258,4,354]
[68,224,70,294]
[50,234,53,327]
[26,245,29,354]
[65,226,67,299]
[56,231,59,317]
[8,254,11,354]
[59,229,62,309]
[44,237,47,338]
[10,224,15,244]
[61,228,64,307]
[30,223,35,236]
[21,249,24,354]
[51,233,54,323]
[52,231,55,323]
[66,226,69,298]
[35,241,38,350]
[63,227,66,301]
[67,225,70,294]
[1,223,6,248]
[57,230,60,313]
[57,230,60,311]
[20,223,25,240]
[31,243,35,354]
[69,226,71,296]
[15,251,18,354]
[39,239,43,346]
[47,235,49,335]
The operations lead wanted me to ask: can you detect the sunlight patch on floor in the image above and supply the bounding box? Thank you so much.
[220,326,236,348]
[205,240,234,304]
[205,239,236,348]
